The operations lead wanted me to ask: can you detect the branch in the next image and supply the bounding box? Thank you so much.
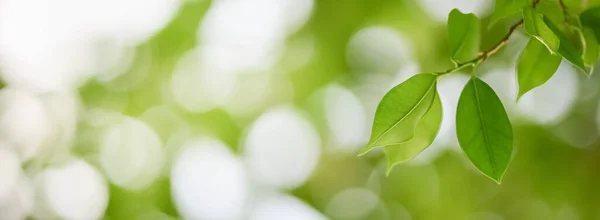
[559,0,569,21]
[436,21,523,75]
[436,0,541,76]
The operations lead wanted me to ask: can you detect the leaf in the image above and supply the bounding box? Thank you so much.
[359,73,437,156]
[544,17,590,74]
[580,6,600,41]
[384,92,442,174]
[522,7,560,53]
[583,27,599,69]
[517,39,562,99]
[535,0,566,24]
[456,77,513,183]
[448,9,481,64]
[488,0,531,28]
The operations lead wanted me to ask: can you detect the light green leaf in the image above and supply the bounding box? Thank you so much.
[448,9,481,64]
[535,0,566,24]
[523,7,560,53]
[456,77,513,183]
[580,6,600,41]
[583,27,599,69]
[544,17,590,74]
[488,0,531,28]
[517,39,562,99]
[384,92,442,174]
[359,73,437,156]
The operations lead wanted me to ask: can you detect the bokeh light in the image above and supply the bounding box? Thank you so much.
[248,193,327,220]
[243,106,321,190]
[0,88,49,162]
[99,117,165,190]
[171,138,248,220]
[33,159,108,220]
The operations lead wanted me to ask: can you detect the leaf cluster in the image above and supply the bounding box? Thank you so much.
[360,0,600,183]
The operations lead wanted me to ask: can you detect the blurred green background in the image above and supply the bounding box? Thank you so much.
[1,0,600,219]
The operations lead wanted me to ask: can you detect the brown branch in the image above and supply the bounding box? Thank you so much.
[481,20,524,61]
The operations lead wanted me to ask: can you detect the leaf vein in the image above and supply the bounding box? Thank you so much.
[472,79,498,178]
[369,81,436,147]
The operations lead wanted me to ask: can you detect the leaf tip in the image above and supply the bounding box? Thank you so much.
[490,174,505,184]
[584,67,594,77]
[479,169,505,184]
[516,90,526,102]
[357,144,376,157]
[450,8,461,15]
[492,177,503,184]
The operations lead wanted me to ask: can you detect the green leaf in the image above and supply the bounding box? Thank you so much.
[544,17,590,74]
[583,27,599,69]
[456,77,513,183]
[359,73,437,156]
[535,0,566,24]
[488,0,531,28]
[580,6,600,41]
[448,9,481,64]
[384,92,442,174]
[517,39,562,99]
[523,7,560,53]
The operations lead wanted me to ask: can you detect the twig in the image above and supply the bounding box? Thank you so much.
[436,20,524,75]
[559,0,569,21]
[436,0,541,75]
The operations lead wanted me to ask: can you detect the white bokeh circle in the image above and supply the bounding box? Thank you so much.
[0,175,34,220]
[244,106,322,189]
[35,159,108,220]
[84,0,181,45]
[171,138,249,220]
[99,117,165,190]
[0,88,49,162]
[248,194,327,220]
[0,147,21,201]
[170,49,238,113]
[416,0,492,22]
[323,85,368,152]
[325,188,380,220]
[347,26,413,74]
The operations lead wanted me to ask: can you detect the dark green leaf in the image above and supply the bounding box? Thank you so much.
[581,6,600,41]
[456,77,513,183]
[583,27,599,69]
[359,73,437,156]
[517,39,562,99]
[488,0,531,28]
[385,92,442,174]
[544,17,590,74]
[523,7,560,53]
[448,9,481,64]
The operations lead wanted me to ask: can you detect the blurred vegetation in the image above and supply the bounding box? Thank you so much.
[68,0,600,219]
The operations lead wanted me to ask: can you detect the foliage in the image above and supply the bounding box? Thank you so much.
[360,0,600,183]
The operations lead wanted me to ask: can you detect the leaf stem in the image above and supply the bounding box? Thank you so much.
[436,0,541,76]
[436,21,523,75]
